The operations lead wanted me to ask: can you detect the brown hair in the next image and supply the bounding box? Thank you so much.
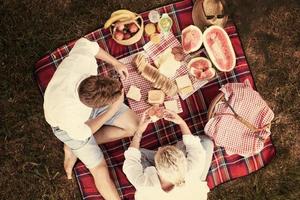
[78,75,122,108]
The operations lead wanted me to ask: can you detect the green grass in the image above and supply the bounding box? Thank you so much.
[1,0,299,199]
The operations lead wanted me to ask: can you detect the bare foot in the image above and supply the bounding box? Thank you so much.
[63,144,77,179]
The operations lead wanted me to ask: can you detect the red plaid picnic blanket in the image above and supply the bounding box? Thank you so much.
[34,0,276,199]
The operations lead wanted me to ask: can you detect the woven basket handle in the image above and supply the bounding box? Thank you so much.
[214,113,271,132]
[215,98,271,133]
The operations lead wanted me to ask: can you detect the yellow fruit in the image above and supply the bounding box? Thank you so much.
[111,9,135,18]
[150,33,161,44]
[104,13,136,29]
[145,23,156,36]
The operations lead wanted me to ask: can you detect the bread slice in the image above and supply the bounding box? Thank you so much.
[126,85,142,101]
[175,74,194,95]
[148,90,165,105]
[164,100,180,113]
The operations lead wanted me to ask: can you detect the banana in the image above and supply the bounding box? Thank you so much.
[104,12,136,29]
[111,9,135,18]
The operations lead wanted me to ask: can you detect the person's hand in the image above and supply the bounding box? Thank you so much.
[163,109,191,135]
[163,109,185,125]
[135,110,152,136]
[130,110,151,149]
[114,62,129,81]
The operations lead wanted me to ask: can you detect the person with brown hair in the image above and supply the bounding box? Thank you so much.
[123,109,214,200]
[43,38,138,200]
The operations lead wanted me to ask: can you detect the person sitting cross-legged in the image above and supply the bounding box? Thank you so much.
[122,109,214,200]
[43,38,138,200]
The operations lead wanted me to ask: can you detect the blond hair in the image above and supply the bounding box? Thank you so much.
[154,145,187,186]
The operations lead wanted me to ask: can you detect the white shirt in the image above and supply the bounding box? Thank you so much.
[43,38,100,140]
[123,135,210,200]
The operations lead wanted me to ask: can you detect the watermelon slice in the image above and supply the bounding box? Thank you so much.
[203,25,236,72]
[181,25,203,54]
[188,57,216,80]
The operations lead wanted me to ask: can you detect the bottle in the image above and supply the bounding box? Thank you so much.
[148,10,160,23]
[158,13,173,36]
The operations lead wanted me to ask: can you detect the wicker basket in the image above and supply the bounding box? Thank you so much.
[207,93,272,133]
[207,92,225,120]
[110,15,144,46]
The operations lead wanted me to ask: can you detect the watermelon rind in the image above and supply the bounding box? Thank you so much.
[181,25,203,54]
[203,25,236,72]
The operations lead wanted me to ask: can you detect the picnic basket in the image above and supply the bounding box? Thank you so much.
[205,81,275,156]
[110,15,144,45]
[207,92,272,134]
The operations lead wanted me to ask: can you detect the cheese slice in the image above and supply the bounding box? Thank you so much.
[175,74,194,96]
[180,86,194,95]
[164,100,180,113]
[126,86,142,101]
[148,90,165,105]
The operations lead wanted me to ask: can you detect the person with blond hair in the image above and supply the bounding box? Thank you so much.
[123,109,214,200]
[44,38,138,200]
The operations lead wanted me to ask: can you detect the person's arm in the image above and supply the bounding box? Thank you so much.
[69,38,100,58]
[163,109,206,177]
[123,147,154,188]
[183,135,206,178]
[130,130,143,149]
[123,111,154,188]
[129,110,151,149]
[178,120,192,135]
[85,91,124,134]
[85,107,119,134]
[95,47,120,66]
[95,47,129,80]
[163,109,192,135]
[69,38,128,79]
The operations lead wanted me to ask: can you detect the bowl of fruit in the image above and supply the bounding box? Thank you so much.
[104,9,144,46]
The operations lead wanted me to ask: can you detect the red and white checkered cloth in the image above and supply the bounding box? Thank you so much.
[120,52,182,117]
[204,80,274,156]
[143,32,208,100]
